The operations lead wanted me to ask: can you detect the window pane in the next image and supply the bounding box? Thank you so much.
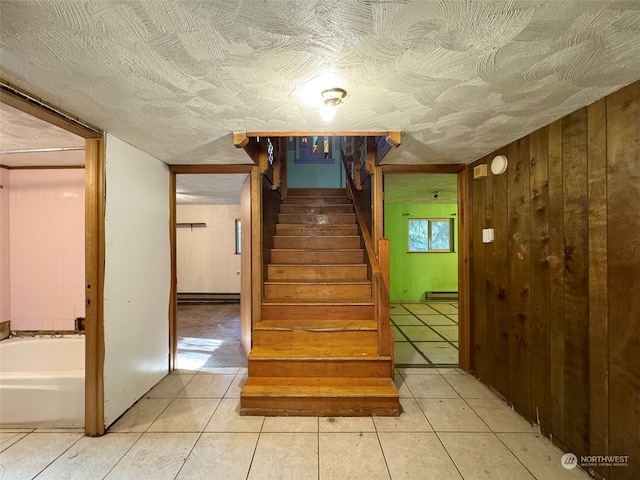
[408,219,429,252]
[430,221,450,250]
[235,219,242,254]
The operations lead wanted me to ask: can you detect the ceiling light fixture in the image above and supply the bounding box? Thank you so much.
[320,88,347,121]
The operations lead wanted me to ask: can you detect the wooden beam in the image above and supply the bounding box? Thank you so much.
[1,83,102,138]
[380,164,465,173]
[245,131,393,137]
[169,164,254,174]
[233,132,249,148]
[386,132,401,148]
[169,172,177,372]
[84,137,105,436]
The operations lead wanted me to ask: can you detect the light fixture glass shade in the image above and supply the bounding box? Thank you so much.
[321,102,336,121]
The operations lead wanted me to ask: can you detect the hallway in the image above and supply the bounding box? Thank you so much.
[1,367,589,479]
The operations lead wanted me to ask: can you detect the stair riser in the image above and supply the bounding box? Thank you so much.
[273,236,360,249]
[287,188,345,197]
[276,225,358,236]
[280,204,353,214]
[267,265,368,281]
[283,197,351,206]
[253,330,378,347]
[264,283,371,299]
[278,213,355,225]
[262,304,374,320]
[240,397,400,417]
[248,360,393,378]
[271,250,363,264]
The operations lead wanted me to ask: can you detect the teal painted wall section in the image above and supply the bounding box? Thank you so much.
[287,137,346,188]
[384,203,458,302]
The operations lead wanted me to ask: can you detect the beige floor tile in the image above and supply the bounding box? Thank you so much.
[498,433,592,479]
[33,428,85,433]
[197,366,240,375]
[223,371,248,399]
[177,374,235,398]
[378,432,463,480]
[446,314,459,323]
[373,398,433,432]
[105,432,198,480]
[319,416,376,432]
[418,314,457,326]
[319,432,390,480]
[205,398,264,433]
[108,398,172,433]
[428,303,459,315]
[443,374,499,399]
[0,432,82,480]
[391,325,402,337]
[261,416,318,432]
[147,398,219,432]
[394,371,413,398]
[417,399,490,432]
[394,342,429,365]
[37,433,142,480]
[439,432,534,480]
[145,374,194,398]
[402,374,460,398]
[397,367,441,375]
[177,432,259,480]
[437,367,464,375]
[398,325,444,341]
[430,325,459,341]
[404,304,441,315]
[467,398,535,432]
[391,314,425,325]
[248,433,318,480]
[0,432,28,452]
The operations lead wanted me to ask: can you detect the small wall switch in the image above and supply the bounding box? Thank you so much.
[473,164,487,179]
[482,228,494,243]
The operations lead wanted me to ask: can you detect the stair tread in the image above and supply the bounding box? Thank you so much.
[255,319,377,331]
[249,345,386,359]
[262,297,373,305]
[264,279,371,285]
[242,377,398,397]
[271,248,362,252]
[269,263,367,267]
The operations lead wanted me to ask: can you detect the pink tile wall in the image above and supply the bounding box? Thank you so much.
[0,168,10,324]
[9,169,85,330]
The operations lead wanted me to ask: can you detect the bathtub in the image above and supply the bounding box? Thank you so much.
[0,336,85,428]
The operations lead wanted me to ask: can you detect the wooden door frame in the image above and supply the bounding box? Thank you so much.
[0,84,106,435]
[167,164,256,371]
[377,164,471,372]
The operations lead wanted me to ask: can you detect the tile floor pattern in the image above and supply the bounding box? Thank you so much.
[1,368,590,480]
[392,302,459,367]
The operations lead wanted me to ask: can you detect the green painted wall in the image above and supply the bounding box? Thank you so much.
[384,203,458,302]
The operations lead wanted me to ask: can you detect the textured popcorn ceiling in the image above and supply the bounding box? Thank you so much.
[1,0,640,166]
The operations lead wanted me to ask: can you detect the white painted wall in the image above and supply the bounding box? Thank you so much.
[0,168,10,325]
[176,204,241,293]
[103,134,170,427]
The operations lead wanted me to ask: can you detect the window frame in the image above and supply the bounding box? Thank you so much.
[407,218,454,253]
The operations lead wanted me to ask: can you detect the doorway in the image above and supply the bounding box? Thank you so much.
[172,172,249,372]
[383,172,462,368]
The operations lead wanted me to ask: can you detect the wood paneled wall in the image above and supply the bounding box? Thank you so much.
[468,80,639,480]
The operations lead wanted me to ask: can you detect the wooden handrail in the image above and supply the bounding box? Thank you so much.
[342,154,391,359]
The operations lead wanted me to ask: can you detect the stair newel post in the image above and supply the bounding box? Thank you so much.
[377,238,391,359]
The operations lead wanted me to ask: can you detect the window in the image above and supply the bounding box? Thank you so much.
[235,219,242,254]
[408,219,454,252]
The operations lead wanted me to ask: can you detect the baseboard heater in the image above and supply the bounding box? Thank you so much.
[426,291,458,300]
[177,292,240,304]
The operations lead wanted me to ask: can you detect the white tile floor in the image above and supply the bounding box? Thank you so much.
[0,368,591,480]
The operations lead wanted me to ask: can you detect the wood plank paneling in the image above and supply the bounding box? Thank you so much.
[491,147,510,397]
[471,162,487,380]
[529,127,550,434]
[607,82,640,480]
[587,98,609,480]
[468,80,640,479]
[457,167,471,372]
[562,108,590,457]
[507,136,532,419]
[547,119,565,443]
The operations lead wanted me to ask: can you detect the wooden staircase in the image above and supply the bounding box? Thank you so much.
[240,188,400,416]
